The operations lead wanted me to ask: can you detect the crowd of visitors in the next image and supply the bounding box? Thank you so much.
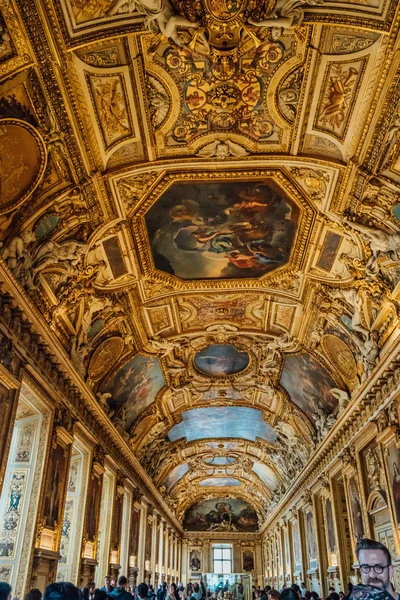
[0,538,396,600]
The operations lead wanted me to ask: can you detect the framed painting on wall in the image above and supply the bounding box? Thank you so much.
[386,443,400,525]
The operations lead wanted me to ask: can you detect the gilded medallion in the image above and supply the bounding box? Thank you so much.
[0,118,47,213]
[88,336,125,381]
[321,334,357,381]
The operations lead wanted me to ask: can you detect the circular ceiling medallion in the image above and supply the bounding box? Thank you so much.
[194,343,249,376]
[0,118,47,213]
[88,336,125,381]
[321,334,357,381]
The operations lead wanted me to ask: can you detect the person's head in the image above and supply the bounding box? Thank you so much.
[339,593,344,599]
[193,584,200,593]
[291,585,302,600]
[138,584,149,599]
[88,583,95,593]
[328,593,339,600]
[118,577,128,590]
[310,593,319,600]
[268,590,280,600]
[281,590,299,600]
[44,583,82,600]
[111,580,116,588]
[171,584,177,591]
[25,590,43,600]
[356,538,394,591]
[0,582,12,600]
[104,578,111,589]
[94,592,108,600]
[304,592,311,600]
[265,588,272,594]
[329,590,335,595]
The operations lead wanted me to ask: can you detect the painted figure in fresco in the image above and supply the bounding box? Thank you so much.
[184,499,258,532]
[146,180,299,279]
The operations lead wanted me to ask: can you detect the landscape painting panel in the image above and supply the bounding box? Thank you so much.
[183,498,259,532]
[280,353,339,423]
[145,179,299,279]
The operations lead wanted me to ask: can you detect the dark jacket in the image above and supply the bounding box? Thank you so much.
[109,588,132,600]
[101,587,115,596]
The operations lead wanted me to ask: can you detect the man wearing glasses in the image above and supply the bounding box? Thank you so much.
[356,539,397,599]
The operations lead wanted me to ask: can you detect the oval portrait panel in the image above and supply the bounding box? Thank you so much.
[321,334,357,381]
[0,118,47,213]
[194,344,249,376]
[88,336,125,381]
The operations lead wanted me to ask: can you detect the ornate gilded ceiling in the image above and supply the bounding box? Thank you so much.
[1,0,400,532]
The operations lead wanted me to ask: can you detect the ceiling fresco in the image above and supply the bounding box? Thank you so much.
[1,0,400,530]
[145,179,299,279]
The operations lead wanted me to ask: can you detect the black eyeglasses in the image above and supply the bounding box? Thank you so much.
[360,564,391,574]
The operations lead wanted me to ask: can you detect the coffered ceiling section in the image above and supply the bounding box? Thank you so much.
[1,0,400,531]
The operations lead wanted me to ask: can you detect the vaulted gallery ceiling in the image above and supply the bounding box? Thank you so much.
[1,0,400,534]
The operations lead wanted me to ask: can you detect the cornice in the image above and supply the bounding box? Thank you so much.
[0,260,183,535]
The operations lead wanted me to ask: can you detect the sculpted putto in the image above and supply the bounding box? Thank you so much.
[345,219,400,266]
[314,407,336,441]
[107,0,199,45]
[248,0,324,30]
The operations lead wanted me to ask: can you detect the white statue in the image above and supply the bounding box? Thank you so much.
[274,421,310,464]
[107,0,199,46]
[148,335,185,356]
[0,229,36,271]
[248,0,324,30]
[332,287,369,339]
[198,140,249,159]
[97,392,112,407]
[314,407,336,440]
[32,239,87,274]
[345,219,400,264]
[330,388,350,413]
[70,337,88,378]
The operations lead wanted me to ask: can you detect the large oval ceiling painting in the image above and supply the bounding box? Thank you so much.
[194,344,249,376]
[145,179,299,279]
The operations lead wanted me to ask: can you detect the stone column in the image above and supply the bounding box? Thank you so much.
[128,489,141,587]
[31,405,75,590]
[80,446,105,585]
[164,527,169,582]
[120,484,133,579]
[138,497,149,582]
[177,539,182,583]
[173,534,178,582]
[151,512,158,586]
[181,540,188,585]
[109,474,125,578]
[158,518,165,582]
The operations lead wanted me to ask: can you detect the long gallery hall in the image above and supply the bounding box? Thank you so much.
[1,1,400,600]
